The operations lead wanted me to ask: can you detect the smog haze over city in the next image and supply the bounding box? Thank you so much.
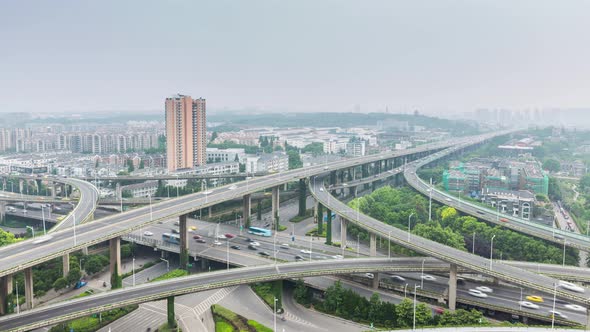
[1,2,590,332]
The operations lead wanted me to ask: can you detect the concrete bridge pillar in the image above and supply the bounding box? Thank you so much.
[167,296,176,328]
[243,194,251,222]
[448,264,457,311]
[586,307,590,330]
[0,275,10,315]
[208,206,212,218]
[18,180,24,195]
[109,237,121,288]
[340,218,348,250]
[325,208,332,245]
[115,182,121,199]
[200,258,209,270]
[24,267,34,310]
[62,253,70,278]
[179,214,188,270]
[298,179,306,217]
[370,233,377,257]
[317,203,324,235]
[0,202,5,223]
[271,186,280,230]
[81,247,89,255]
[372,272,379,289]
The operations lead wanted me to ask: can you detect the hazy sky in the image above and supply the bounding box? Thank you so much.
[1,1,589,115]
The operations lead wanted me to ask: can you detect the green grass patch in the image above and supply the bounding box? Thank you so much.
[305,227,326,237]
[278,224,287,231]
[290,209,314,223]
[69,289,94,300]
[212,304,272,332]
[251,281,282,311]
[49,305,138,332]
[247,320,273,332]
[157,322,182,332]
[150,269,188,282]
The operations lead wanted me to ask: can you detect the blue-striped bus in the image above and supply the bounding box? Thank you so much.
[248,227,272,237]
[162,233,180,244]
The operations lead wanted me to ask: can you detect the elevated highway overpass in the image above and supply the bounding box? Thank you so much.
[403,150,590,251]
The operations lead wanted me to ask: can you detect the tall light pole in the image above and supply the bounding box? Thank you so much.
[226,239,230,271]
[132,257,136,287]
[73,211,77,245]
[428,178,432,221]
[357,233,360,257]
[41,206,47,235]
[420,259,425,289]
[519,287,523,310]
[489,234,496,270]
[404,283,408,298]
[26,226,35,239]
[562,240,566,267]
[472,232,476,254]
[309,233,313,262]
[551,282,557,329]
[413,284,421,331]
[273,297,278,332]
[175,174,179,197]
[79,258,84,270]
[388,230,391,259]
[15,280,19,314]
[407,213,414,242]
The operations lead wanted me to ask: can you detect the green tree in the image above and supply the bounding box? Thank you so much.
[395,298,431,328]
[0,229,21,246]
[580,174,590,192]
[121,190,133,198]
[293,279,310,305]
[126,159,135,172]
[542,159,560,172]
[210,131,218,142]
[52,277,67,291]
[288,150,303,170]
[368,293,381,323]
[66,268,81,286]
[84,256,104,275]
[323,281,344,314]
[139,160,145,169]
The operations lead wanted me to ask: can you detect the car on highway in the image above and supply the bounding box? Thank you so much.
[229,185,237,190]
[332,255,343,259]
[32,235,53,244]
[300,249,311,254]
[213,240,222,246]
[564,304,586,312]
[445,198,452,202]
[171,229,180,234]
[196,239,206,244]
[420,274,436,281]
[250,241,261,246]
[174,221,180,226]
[519,301,540,309]
[499,218,509,223]
[476,210,485,215]
[468,289,488,298]
[548,310,568,319]
[143,231,154,236]
[319,188,324,192]
[248,245,258,250]
[224,233,236,239]
[280,244,290,249]
[230,245,241,250]
[294,255,304,261]
[525,295,544,303]
[390,275,406,282]
[264,223,271,228]
[190,226,197,231]
[193,235,202,239]
[475,286,493,293]
[364,273,374,279]
[246,237,254,242]
[554,234,564,240]
[558,280,585,293]
[216,234,227,240]
[258,251,270,256]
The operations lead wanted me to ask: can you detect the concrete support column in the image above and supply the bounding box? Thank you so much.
[62,253,70,278]
[243,194,251,221]
[0,275,10,315]
[586,307,590,330]
[179,214,188,270]
[448,264,457,311]
[371,272,379,289]
[298,179,307,217]
[18,180,24,195]
[370,233,377,257]
[325,208,332,245]
[271,186,280,230]
[200,258,209,271]
[167,296,176,328]
[115,183,121,199]
[317,203,324,235]
[0,202,5,223]
[81,247,89,255]
[208,206,212,218]
[24,267,33,310]
[340,218,348,249]
[109,237,121,288]
[51,184,56,198]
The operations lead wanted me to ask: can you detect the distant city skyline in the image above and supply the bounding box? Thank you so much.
[1,1,590,115]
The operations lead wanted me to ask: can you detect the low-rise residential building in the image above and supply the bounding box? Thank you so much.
[480,189,535,220]
[206,148,245,163]
[120,180,158,198]
[246,152,288,173]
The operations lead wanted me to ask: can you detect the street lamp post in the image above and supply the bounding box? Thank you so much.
[79,258,84,271]
[273,297,278,332]
[420,259,425,289]
[472,232,476,254]
[428,178,432,221]
[551,282,557,329]
[404,283,408,298]
[407,213,414,242]
[132,257,136,287]
[73,212,77,245]
[562,240,566,267]
[26,226,35,239]
[388,230,391,259]
[357,234,360,257]
[41,206,47,235]
[15,280,19,314]
[519,287,523,310]
[413,285,421,331]
[309,233,313,262]
[226,239,230,271]
[489,234,496,270]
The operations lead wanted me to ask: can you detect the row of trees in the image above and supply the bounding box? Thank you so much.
[348,186,578,265]
[294,280,486,329]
